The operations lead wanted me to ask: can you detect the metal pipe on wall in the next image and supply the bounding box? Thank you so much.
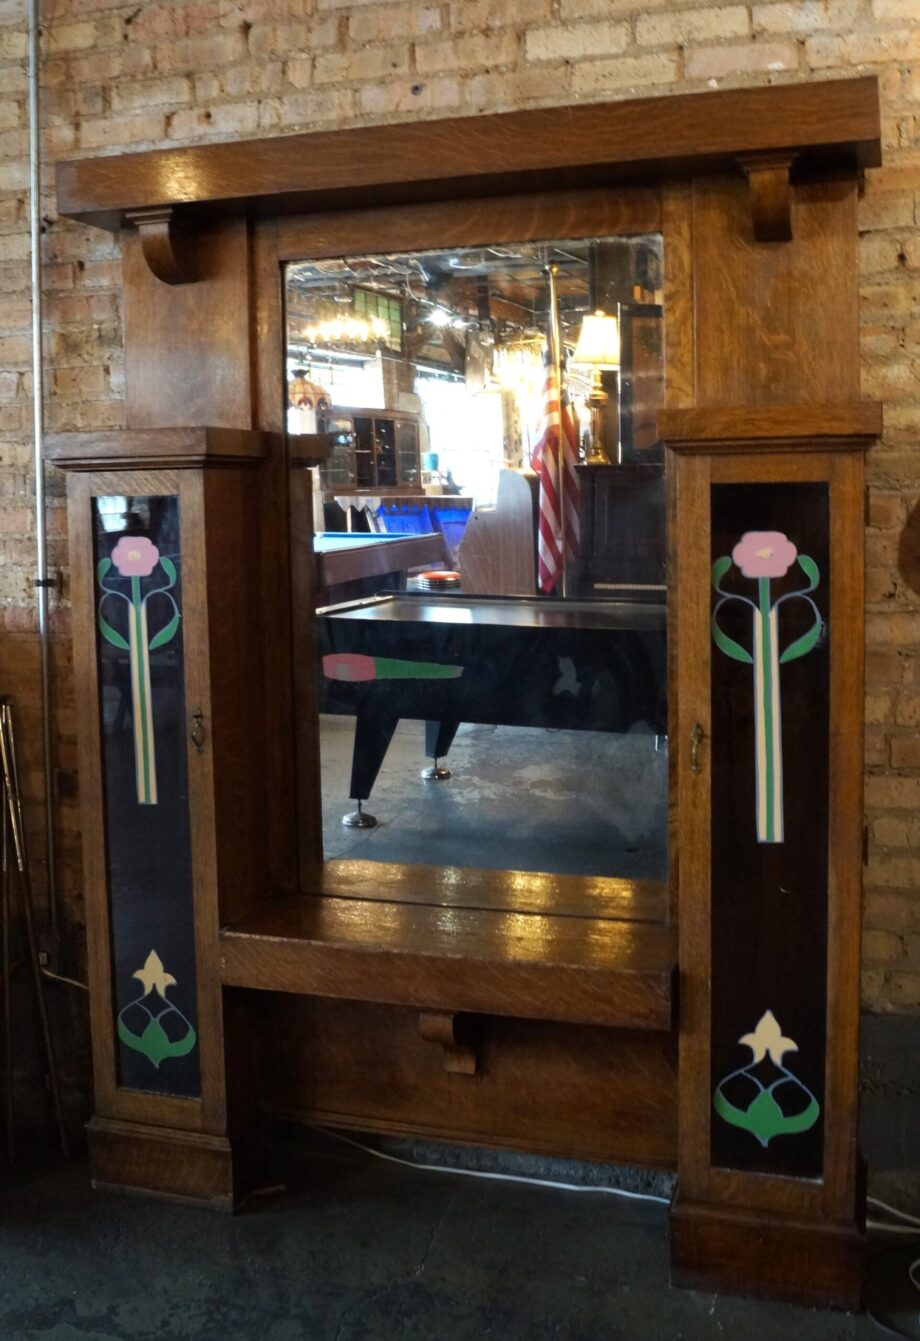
[27,0,58,937]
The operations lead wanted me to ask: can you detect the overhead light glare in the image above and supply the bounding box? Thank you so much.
[302,315,389,346]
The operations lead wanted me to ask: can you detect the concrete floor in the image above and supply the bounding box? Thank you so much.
[0,718,911,1338]
[0,1127,914,1341]
[320,716,669,879]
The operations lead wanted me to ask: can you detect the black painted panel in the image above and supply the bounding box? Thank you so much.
[93,495,200,1099]
[709,483,829,1178]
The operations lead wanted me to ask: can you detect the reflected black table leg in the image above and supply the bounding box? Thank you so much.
[344,713,399,828]
[422,720,460,781]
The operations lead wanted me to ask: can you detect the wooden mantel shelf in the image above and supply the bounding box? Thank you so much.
[219,860,675,1032]
[657,402,882,450]
[56,77,880,233]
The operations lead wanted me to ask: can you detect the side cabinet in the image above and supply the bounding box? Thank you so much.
[664,407,879,1308]
[54,432,270,1205]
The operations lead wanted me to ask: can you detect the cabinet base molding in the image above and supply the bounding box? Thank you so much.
[87,1117,251,1209]
[669,1193,865,1310]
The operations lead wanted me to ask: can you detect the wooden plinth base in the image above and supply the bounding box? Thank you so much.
[87,1117,251,1209]
[669,1193,865,1310]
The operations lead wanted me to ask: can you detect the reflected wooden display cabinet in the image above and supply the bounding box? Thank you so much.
[317,409,420,493]
[48,78,881,1309]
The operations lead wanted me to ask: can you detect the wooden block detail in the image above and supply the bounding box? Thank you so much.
[669,1194,865,1311]
[738,153,795,243]
[87,1117,251,1209]
[126,207,196,285]
[419,1010,478,1075]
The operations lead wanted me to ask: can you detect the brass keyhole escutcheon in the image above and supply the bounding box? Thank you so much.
[690,722,704,775]
[190,709,205,754]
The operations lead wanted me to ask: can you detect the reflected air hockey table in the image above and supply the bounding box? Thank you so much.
[317,593,668,821]
[314,532,448,606]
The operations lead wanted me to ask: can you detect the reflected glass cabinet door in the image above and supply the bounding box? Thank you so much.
[396,421,419,485]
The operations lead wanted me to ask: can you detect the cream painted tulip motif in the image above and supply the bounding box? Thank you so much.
[713,1010,820,1148]
[116,950,197,1069]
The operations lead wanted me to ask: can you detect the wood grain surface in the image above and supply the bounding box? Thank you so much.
[45,427,271,470]
[56,78,880,230]
[670,1195,865,1309]
[693,176,861,407]
[87,1117,238,1208]
[306,859,668,923]
[659,402,881,447]
[220,889,675,1030]
[258,994,678,1169]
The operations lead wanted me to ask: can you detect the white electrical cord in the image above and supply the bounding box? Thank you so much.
[313,1130,920,1332]
[311,1125,671,1205]
[870,1197,920,1229]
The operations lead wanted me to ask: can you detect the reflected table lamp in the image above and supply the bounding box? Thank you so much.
[572,309,621,465]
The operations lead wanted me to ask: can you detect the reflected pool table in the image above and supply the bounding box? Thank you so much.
[318,592,667,818]
[314,532,448,606]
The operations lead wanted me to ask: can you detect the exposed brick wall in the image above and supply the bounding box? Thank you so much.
[1,0,919,1012]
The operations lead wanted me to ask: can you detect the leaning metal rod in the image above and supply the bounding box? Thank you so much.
[28,0,57,939]
[1,782,12,1161]
[0,704,68,1157]
[545,264,568,598]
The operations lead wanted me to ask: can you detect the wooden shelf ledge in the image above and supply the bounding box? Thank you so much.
[44,427,275,471]
[220,862,675,1032]
[657,403,881,452]
[56,78,880,233]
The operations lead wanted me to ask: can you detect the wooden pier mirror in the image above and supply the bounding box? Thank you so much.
[47,78,881,1308]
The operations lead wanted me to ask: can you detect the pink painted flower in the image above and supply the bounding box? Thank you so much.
[111,536,160,578]
[731,531,797,580]
[323,653,376,682]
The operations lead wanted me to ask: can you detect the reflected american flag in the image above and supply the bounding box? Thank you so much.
[532,345,579,594]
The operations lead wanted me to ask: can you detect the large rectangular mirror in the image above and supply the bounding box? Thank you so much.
[285,233,668,883]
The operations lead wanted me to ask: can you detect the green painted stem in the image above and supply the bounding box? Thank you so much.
[130,575,155,805]
[758,579,774,842]
[754,578,783,843]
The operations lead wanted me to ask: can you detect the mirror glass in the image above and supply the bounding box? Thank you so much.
[285,234,668,883]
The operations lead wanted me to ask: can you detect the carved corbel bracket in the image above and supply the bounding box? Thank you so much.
[738,153,796,243]
[125,206,196,285]
[419,1011,477,1075]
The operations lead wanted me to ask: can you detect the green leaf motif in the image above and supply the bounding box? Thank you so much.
[98,611,129,650]
[117,1014,197,1069]
[780,618,823,664]
[711,617,753,664]
[797,554,819,587]
[148,610,180,651]
[713,1086,820,1148]
[159,556,177,587]
[712,555,733,588]
[97,557,112,583]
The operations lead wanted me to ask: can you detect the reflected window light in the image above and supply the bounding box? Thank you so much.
[97,496,128,533]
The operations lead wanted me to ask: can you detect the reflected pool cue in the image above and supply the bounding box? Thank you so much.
[1,778,11,1161]
[0,701,68,1158]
